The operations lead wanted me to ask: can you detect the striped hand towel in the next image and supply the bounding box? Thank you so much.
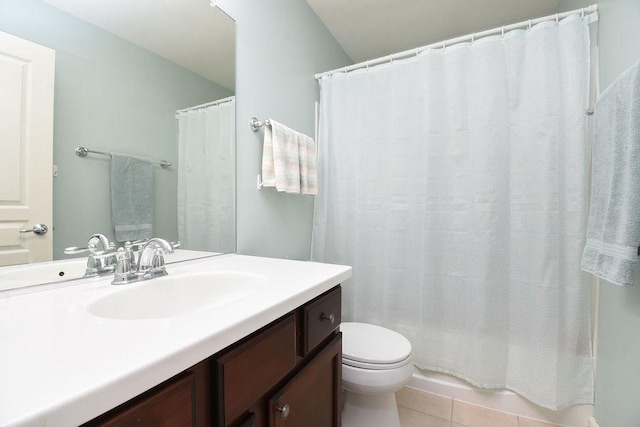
[261,119,317,195]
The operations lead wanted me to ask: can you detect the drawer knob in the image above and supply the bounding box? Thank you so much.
[320,313,335,324]
[275,403,290,420]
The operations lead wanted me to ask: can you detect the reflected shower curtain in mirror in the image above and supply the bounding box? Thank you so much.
[177,98,235,253]
[311,16,594,410]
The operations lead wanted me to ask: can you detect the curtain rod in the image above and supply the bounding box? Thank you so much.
[315,4,599,80]
[176,95,235,114]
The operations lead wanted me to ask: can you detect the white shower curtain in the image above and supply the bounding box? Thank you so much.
[177,98,235,253]
[312,16,594,410]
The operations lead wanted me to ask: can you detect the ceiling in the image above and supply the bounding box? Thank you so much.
[305,0,561,63]
[42,0,235,91]
[39,0,563,90]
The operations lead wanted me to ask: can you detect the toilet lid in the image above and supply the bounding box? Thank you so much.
[341,322,412,365]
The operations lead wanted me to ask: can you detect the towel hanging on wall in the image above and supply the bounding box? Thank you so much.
[110,153,154,242]
[260,119,318,195]
[582,59,640,286]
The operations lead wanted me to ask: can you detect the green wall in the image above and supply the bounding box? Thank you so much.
[555,1,640,425]
[0,0,232,259]
[220,0,351,260]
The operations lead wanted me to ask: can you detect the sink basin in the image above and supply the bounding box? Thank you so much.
[88,271,268,319]
[0,259,87,291]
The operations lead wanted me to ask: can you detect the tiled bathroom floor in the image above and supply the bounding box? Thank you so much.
[396,387,564,427]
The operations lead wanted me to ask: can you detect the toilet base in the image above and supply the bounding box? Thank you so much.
[342,389,401,427]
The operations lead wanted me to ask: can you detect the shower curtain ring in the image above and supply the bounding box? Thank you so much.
[528,20,532,31]
[471,33,475,45]
[555,13,559,24]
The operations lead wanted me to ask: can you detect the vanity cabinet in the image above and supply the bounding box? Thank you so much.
[267,333,341,427]
[217,286,342,427]
[214,314,297,426]
[83,359,212,427]
[83,286,342,427]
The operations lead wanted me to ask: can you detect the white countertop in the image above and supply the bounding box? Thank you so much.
[0,254,352,427]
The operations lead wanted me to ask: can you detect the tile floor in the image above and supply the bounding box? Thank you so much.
[396,386,564,427]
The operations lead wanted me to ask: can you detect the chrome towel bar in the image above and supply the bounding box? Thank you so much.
[75,147,171,169]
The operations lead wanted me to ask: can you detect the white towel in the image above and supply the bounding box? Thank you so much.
[110,153,154,242]
[581,60,640,286]
[261,119,317,195]
[299,130,318,196]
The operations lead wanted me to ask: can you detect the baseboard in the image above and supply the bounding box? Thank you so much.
[589,416,599,427]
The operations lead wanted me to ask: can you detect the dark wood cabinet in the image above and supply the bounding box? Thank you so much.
[83,358,212,427]
[268,333,342,427]
[302,287,341,356]
[214,314,297,426]
[85,286,342,427]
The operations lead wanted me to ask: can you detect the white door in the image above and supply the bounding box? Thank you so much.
[0,31,55,266]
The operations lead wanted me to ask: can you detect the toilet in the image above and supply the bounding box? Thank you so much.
[341,322,414,427]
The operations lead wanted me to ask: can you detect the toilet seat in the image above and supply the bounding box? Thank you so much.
[341,322,412,370]
[343,354,412,370]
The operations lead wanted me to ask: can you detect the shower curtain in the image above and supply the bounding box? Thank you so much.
[177,98,235,253]
[311,16,594,410]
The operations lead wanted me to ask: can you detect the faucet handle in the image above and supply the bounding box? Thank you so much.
[137,238,174,279]
[64,246,116,258]
[129,239,149,249]
[87,234,111,252]
[91,249,118,259]
[65,234,112,256]
[64,246,89,255]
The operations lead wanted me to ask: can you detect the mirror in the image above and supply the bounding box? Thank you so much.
[0,0,235,288]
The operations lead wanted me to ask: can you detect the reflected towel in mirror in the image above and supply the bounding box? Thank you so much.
[110,153,154,242]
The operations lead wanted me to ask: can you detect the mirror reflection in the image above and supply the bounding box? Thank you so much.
[0,0,236,289]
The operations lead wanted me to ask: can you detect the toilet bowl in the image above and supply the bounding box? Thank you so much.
[341,322,413,427]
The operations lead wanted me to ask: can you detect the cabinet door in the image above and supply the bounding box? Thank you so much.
[268,333,342,427]
[84,359,211,427]
[84,372,195,427]
[215,314,297,426]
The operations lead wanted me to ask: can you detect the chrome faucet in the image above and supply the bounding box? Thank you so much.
[64,233,117,277]
[112,241,138,285]
[111,238,177,284]
[67,234,178,284]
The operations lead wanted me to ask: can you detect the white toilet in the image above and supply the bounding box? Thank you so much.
[341,322,414,427]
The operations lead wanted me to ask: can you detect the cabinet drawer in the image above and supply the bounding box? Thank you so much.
[215,314,297,426]
[302,287,341,356]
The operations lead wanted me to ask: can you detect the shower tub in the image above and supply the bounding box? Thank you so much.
[407,369,592,426]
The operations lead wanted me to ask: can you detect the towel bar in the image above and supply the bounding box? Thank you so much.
[75,147,171,168]
[250,117,271,132]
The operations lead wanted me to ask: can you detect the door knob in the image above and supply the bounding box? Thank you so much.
[275,403,290,420]
[19,224,48,236]
[320,313,335,324]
